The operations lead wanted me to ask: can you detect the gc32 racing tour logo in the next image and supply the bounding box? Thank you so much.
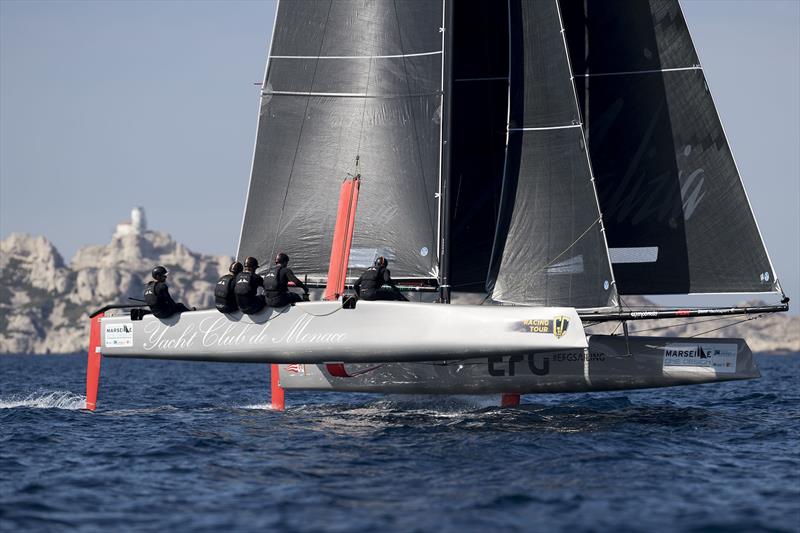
[514,316,570,339]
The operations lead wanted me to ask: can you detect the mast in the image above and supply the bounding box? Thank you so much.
[438,0,454,304]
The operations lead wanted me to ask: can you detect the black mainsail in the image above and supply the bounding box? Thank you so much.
[487,0,618,309]
[238,0,446,281]
[561,0,781,296]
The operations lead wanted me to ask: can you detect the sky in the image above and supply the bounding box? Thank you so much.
[1,0,798,308]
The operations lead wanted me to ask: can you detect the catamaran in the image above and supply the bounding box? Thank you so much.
[85,0,788,411]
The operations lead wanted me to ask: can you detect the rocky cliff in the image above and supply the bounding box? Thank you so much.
[0,231,230,354]
[1,232,797,354]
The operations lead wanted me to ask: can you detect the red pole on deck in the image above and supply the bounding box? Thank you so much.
[323,176,361,301]
[85,313,104,411]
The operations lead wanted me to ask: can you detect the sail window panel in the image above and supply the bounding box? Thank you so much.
[582,68,775,294]
[270,0,442,58]
[560,0,699,75]
[492,129,615,308]
[266,55,441,97]
[511,0,578,129]
[240,93,440,279]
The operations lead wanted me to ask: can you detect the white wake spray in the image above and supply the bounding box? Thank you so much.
[0,391,86,410]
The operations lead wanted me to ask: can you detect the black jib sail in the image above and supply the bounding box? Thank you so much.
[487,0,618,309]
[238,1,445,281]
[560,0,781,296]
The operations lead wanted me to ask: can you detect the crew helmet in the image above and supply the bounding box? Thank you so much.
[230,261,243,275]
[275,252,289,265]
[244,256,259,270]
[374,256,388,268]
[152,265,168,279]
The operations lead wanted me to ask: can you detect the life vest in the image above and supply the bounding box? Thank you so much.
[144,280,174,318]
[214,274,237,313]
[263,266,286,299]
[234,271,264,314]
[358,266,385,293]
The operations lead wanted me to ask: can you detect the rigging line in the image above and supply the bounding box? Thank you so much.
[268,0,335,265]
[356,20,377,162]
[573,65,702,78]
[392,0,437,247]
[624,314,755,335]
[689,314,765,338]
[301,303,346,317]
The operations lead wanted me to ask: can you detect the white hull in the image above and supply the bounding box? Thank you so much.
[97,302,759,394]
[99,301,586,363]
[278,335,759,394]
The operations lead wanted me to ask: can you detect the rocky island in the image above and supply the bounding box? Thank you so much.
[0,208,230,354]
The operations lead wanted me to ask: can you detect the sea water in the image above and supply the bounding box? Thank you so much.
[1,354,798,532]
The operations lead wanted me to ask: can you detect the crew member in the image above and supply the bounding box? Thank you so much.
[235,256,266,314]
[264,252,309,307]
[143,265,192,318]
[353,257,407,301]
[215,261,243,313]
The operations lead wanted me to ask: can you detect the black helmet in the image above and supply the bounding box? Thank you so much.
[230,261,243,275]
[244,256,259,269]
[275,252,289,265]
[152,265,168,279]
[374,256,388,268]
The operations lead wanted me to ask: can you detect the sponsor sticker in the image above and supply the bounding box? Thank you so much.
[104,322,134,347]
[662,343,738,374]
[514,316,570,339]
[286,363,305,375]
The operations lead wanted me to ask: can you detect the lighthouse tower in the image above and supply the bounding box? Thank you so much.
[114,207,148,237]
[131,207,146,234]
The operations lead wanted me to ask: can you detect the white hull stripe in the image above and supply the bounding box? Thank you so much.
[270,50,442,60]
[574,66,702,78]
